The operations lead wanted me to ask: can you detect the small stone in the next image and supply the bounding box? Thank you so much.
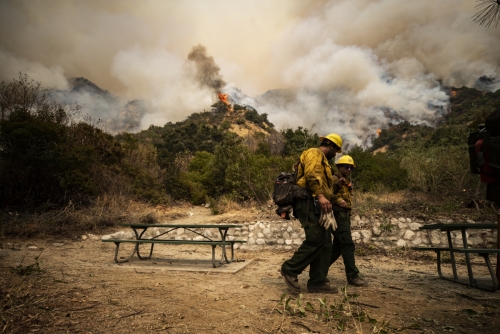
[411,238,422,245]
[351,232,361,240]
[403,230,415,240]
[285,239,292,245]
[52,243,65,247]
[27,246,38,250]
[81,235,88,240]
[256,239,266,245]
[396,239,406,247]
[409,223,422,231]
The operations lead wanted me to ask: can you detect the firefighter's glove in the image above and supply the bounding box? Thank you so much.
[319,211,337,231]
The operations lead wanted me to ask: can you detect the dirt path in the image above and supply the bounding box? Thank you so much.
[1,207,500,333]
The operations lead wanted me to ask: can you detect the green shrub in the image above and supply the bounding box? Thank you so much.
[348,145,408,192]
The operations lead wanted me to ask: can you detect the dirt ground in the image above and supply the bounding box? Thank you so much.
[1,206,500,334]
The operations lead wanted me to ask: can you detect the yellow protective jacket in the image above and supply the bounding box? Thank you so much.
[331,174,352,210]
[295,148,334,200]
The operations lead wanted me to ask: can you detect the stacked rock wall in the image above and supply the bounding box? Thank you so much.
[101,215,498,250]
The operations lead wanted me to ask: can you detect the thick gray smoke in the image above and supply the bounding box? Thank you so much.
[187,44,226,91]
[1,0,500,146]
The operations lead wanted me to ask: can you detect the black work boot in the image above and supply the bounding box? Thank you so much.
[307,284,339,294]
[280,268,300,292]
[347,276,368,287]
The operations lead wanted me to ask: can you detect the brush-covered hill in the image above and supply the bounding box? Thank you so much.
[371,87,500,153]
[51,77,147,133]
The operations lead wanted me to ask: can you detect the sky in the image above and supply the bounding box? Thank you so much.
[1,0,500,147]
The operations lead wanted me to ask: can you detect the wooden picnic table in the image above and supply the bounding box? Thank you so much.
[413,222,500,291]
[102,223,246,268]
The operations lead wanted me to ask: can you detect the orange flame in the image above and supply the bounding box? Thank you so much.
[450,90,457,97]
[376,129,381,137]
[217,91,232,111]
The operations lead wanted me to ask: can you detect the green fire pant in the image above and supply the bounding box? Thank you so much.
[330,209,360,280]
[281,198,332,287]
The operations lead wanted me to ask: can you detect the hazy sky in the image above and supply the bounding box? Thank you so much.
[1,0,499,146]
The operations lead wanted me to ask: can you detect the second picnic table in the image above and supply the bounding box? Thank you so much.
[413,223,500,291]
[102,223,246,267]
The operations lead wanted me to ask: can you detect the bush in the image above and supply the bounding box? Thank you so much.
[0,102,128,209]
[348,145,408,192]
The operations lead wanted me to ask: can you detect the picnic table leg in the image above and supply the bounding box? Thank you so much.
[211,245,223,268]
[446,231,458,281]
[436,250,444,279]
[219,228,230,263]
[479,253,499,292]
[133,227,154,260]
[461,229,475,287]
[113,242,137,263]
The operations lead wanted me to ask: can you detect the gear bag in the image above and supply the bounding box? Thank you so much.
[272,161,309,220]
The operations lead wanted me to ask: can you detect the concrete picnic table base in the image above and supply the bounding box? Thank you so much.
[108,257,254,274]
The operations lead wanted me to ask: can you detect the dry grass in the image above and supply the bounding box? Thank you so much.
[0,194,162,238]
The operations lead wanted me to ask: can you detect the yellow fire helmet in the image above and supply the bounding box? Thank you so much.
[336,155,356,168]
[319,133,343,153]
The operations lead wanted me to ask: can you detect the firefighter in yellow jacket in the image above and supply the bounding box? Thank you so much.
[329,155,368,287]
[280,134,342,294]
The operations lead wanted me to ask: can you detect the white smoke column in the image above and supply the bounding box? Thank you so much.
[111,45,214,128]
[0,49,68,90]
[260,0,496,146]
[1,0,500,146]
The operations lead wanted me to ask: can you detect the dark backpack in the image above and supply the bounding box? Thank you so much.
[272,161,308,220]
[272,171,297,220]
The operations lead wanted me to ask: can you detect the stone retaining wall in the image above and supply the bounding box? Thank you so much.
[101,215,498,250]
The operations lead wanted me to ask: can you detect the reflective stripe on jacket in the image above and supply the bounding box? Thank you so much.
[295,148,334,200]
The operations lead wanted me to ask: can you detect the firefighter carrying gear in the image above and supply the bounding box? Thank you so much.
[281,137,342,290]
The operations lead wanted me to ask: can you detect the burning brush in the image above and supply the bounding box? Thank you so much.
[217,91,233,111]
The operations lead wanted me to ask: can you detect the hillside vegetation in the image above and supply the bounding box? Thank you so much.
[0,75,497,235]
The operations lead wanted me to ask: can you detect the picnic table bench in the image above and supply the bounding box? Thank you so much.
[102,223,246,268]
[412,223,500,291]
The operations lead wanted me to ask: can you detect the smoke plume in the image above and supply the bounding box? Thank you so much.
[1,0,500,146]
[187,44,226,91]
